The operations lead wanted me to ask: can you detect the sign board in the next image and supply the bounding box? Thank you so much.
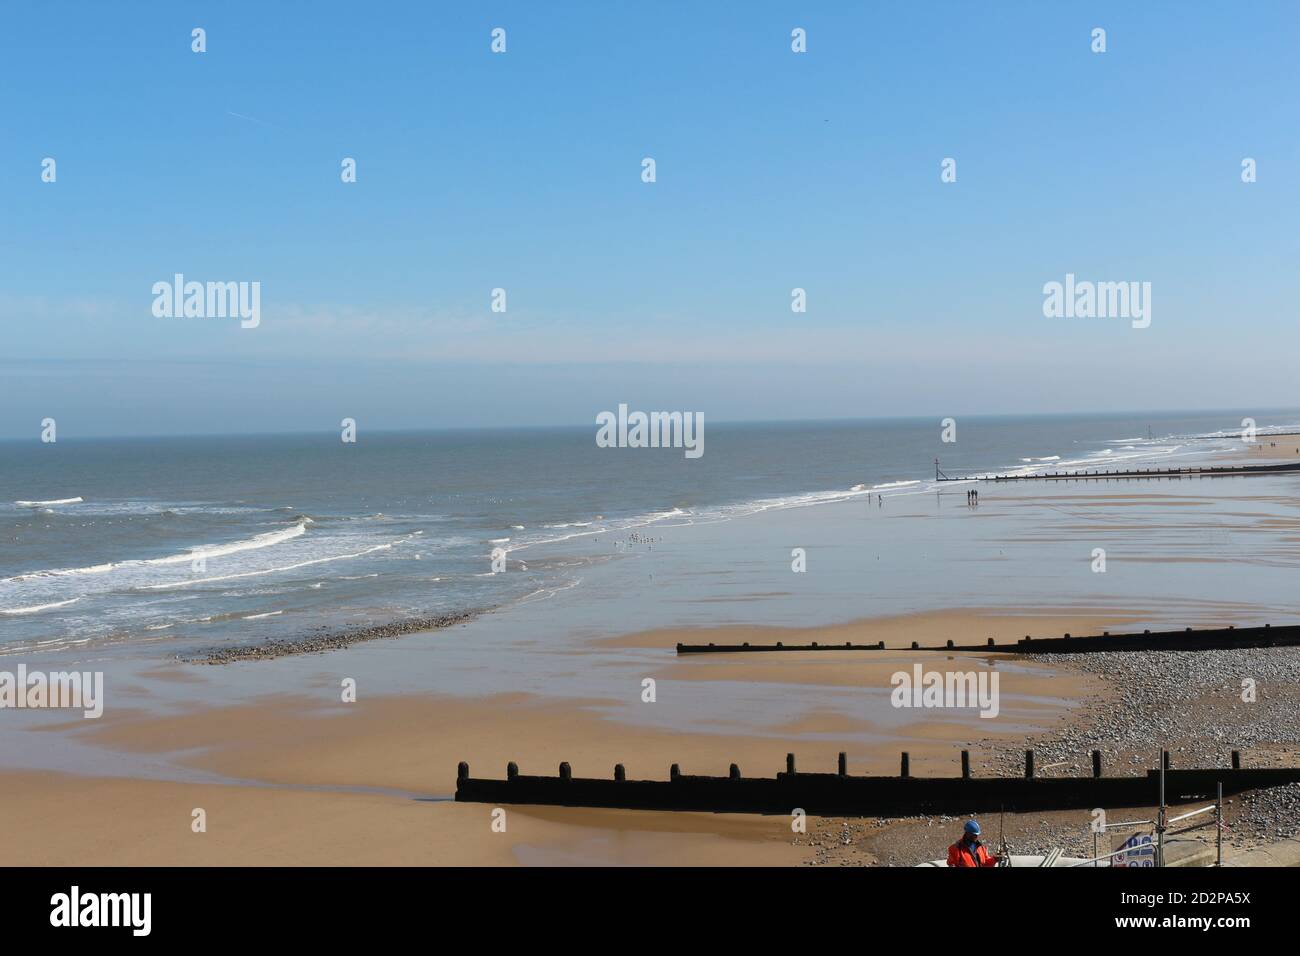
[1112,832,1155,867]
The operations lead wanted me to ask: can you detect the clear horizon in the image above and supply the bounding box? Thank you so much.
[2,404,1297,443]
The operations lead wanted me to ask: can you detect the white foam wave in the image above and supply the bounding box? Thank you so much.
[964,441,1198,480]
[15,497,82,507]
[3,519,309,583]
[0,597,81,615]
[134,535,413,590]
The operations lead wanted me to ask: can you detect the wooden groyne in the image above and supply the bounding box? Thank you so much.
[455,750,1300,816]
[1185,431,1300,440]
[936,460,1300,483]
[675,622,1300,655]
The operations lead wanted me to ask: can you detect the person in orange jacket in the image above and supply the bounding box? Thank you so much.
[947,819,1000,867]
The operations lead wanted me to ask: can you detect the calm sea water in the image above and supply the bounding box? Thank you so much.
[2,410,1295,657]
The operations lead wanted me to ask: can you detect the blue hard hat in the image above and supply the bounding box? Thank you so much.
[964,820,981,836]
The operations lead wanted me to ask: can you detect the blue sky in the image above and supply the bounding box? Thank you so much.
[2,1,1298,438]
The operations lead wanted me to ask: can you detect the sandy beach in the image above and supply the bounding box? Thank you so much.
[0,604,1117,865]
[0,607,1197,866]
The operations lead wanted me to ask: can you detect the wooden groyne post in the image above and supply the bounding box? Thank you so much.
[676,622,1300,655]
[454,749,1300,818]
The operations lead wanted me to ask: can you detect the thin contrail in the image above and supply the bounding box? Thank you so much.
[225,109,275,128]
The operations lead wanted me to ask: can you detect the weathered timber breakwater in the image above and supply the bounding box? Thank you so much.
[454,750,1300,817]
[676,622,1300,655]
[937,459,1300,483]
[190,610,480,664]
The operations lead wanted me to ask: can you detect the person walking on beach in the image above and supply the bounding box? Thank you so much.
[947,820,1000,867]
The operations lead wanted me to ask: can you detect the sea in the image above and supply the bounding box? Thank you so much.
[3,409,1298,661]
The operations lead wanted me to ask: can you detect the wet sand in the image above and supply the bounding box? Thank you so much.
[66,644,1106,793]
[0,608,1124,865]
[1226,436,1300,462]
[0,771,803,866]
